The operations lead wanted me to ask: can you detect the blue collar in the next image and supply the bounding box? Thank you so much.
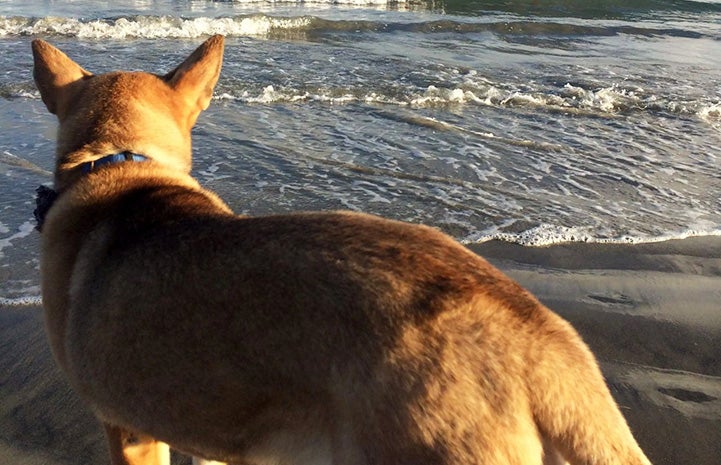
[80,151,148,174]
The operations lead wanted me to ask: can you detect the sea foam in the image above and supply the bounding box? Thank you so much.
[0,296,43,307]
[0,15,315,39]
[463,224,721,247]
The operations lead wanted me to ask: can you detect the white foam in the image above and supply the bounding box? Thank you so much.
[243,85,310,104]
[217,86,404,105]
[0,15,314,39]
[463,224,721,247]
[0,296,42,306]
[561,83,645,113]
[698,101,721,124]
[213,78,717,125]
[408,85,483,107]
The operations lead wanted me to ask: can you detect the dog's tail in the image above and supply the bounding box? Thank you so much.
[528,313,652,465]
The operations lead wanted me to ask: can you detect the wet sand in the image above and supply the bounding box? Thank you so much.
[2,236,720,464]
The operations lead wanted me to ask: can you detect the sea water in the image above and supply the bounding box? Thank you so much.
[1,0,720,302]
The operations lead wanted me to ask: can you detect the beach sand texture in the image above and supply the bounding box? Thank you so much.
[1,237,719,465]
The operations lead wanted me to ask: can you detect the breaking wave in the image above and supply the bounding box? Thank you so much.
[213,82,721,123]
[0,15,313,39]
[5,80,719,125]
[0,14,717,40]
[464,224,721,247]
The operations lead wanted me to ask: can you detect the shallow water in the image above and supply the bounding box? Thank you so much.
[1,0,720,299]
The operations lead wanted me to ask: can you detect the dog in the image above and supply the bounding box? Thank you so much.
[32,35,652,465]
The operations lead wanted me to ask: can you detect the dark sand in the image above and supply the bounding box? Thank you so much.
[2,236,720,464]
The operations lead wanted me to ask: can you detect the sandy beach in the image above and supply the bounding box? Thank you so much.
[1,236,720,465]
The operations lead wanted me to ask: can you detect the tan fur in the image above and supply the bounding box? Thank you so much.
[33,36,652,465]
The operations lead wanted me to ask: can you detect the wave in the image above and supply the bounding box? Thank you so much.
[6,79,720,124]
[0,14,715,40]
[216,83,721,124]
[463,224,721,247]
[0,15,314,39]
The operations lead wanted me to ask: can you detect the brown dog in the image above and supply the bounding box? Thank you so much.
[32,35,652,465]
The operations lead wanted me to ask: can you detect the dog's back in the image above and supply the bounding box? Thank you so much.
[33,36,652,465]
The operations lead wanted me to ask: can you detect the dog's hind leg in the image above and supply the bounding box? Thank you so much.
[104,423,170,465]
[528,314,651,465]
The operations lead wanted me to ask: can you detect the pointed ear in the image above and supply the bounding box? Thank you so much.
[32,39,93,115]
[165,35,224,125]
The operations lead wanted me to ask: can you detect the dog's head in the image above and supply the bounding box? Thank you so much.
[32,35,224,182]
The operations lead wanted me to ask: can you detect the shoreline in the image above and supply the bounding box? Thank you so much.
[2,236,720,464]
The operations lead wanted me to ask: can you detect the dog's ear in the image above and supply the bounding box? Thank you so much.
[32,40,93,115]
[165,35,224,126]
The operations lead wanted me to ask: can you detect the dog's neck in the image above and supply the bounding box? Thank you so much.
[53,147,152,190]
[35,150,149,232]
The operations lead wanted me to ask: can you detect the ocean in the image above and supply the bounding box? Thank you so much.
[1,0,720,304]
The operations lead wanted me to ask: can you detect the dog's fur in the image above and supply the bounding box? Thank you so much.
[32,35,652,465]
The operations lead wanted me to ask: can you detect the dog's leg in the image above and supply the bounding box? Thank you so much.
[104,423,170,465]
[529,315,651,465]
